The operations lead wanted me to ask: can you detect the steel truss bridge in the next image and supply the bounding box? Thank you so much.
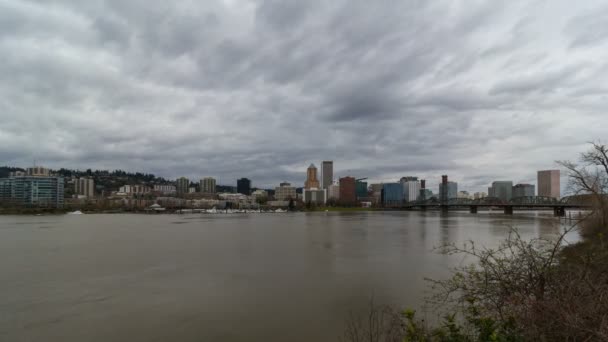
[402,195,594,216]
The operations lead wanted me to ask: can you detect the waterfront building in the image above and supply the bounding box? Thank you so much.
[488,181,513,202]
[274,182,296,201]
[339,177,356,205]
[356,180,368,199]
[0,175,64,208]
[303,188,326,205]
[538,170,560,198]
[328,183,340,200]
[304,164,320,189]
[237,178,251,195]
[176,177,190,196]
[420,189,433,201]
[400,177,420,203]
[321,161,333,189]
[188,187,196,193]
[513,184,535,198]
[439,175,458,202]
[74,178,95,198]
[153,184,176,195]
[200,177,216,194]
[382,183,403,206]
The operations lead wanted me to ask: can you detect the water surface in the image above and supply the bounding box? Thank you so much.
[0,211,564,341]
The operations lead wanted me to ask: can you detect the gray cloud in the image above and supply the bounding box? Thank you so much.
[1,0,607,194]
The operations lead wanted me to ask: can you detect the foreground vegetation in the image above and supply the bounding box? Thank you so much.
[343,142,608,341]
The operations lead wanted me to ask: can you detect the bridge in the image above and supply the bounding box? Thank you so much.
[402,195,594,216]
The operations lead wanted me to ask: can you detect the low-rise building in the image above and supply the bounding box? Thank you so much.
[274,182,296,201]
[513,184,535,198]
[382,183,403,207]
[303,188,326,205]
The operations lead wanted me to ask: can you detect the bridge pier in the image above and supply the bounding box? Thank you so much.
[554,207,566,217]
[469,205,478,214]
[504,206,513,215]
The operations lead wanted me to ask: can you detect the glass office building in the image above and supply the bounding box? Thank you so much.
[0,176,64,208]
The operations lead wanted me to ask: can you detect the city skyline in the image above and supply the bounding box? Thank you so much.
[0,1,606,193]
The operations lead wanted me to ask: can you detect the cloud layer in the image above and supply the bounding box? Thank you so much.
[1,0,607,192]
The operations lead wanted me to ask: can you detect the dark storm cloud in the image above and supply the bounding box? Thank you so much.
[1,0,607,192]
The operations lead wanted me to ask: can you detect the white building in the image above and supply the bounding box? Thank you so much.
[274,182,296,201]
[328,183,340,200]
[74,178,95,198]
[400,178,420,203]
[252,189,268,199]
[119,184,151,195]
[457,191,473,199]
[153,184,176,195]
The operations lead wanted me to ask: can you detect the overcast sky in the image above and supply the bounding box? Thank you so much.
[1,0,607,192]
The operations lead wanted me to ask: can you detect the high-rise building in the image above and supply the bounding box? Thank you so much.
[321,161,333,189]
[304,164,320,189]
[74,178,95,198]
[200,177,216,193]
[303,188,326,205]
[237,178,251,195]
[0,175,64,208]
[400,177,420,203]
[328,183,340,200]
[356,180,368,199]
[176,177,190,196]
[488,181,513,202]
[339,176,356,205]
[382,183,403,206]
[513,184,535,198]
[439,175,458,202]
[274,182,296,201]
[538,170,560,198]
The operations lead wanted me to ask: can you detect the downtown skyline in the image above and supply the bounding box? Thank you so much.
[1,1,607,192]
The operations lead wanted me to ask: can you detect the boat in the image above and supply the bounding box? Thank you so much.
[68,210,83,215]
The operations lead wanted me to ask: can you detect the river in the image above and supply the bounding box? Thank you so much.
[0,211,568,341]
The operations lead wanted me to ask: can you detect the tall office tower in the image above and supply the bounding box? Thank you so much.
[321,161,333,189]
[339,176,356,205]
[304,164,320,189]
[176,177,190,196]
[537,170,560,198]
[236,178,251,196]
[512,183,535,198]
[74,178,95,198]
[419,179,427,201]
[200,177,217,193]
[488,181,514,202]
[237,178,251,195]
[400,177,421,203]
[439,175,458,203]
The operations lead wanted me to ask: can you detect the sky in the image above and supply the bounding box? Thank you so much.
[0,0,607,192]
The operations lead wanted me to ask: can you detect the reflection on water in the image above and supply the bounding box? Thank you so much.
[0,211,571,342]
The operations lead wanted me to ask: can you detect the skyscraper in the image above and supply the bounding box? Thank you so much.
[400,177,420,203]
[200,177,216,193]
[339,176,356,205]
[321,161,333,189]
[74,178,95,198]
[488,181,513,202]
[439,175,458,203]
[304,164,320,189]
[538,170,560,198]
[176,177,190,196]
[237,178,251,195]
